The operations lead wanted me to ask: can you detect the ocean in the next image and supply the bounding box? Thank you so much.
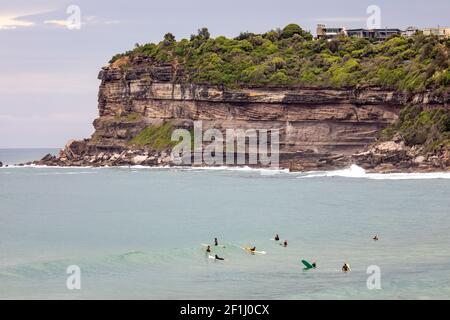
[1,148,450,299]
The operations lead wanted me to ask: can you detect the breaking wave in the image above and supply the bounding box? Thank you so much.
[299,164,450,180]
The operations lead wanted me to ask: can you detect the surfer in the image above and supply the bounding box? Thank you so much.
[206,245,211,253]
[312,261,317,268]
[373,234,379,241]
[282,240,288,247]
[342,263,351,272]
[274,234,280,241]
[250,246,256,252]
[214,238,219,246]
[215,254,224,261]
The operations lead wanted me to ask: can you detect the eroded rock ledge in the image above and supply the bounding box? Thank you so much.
[32,60,450,172]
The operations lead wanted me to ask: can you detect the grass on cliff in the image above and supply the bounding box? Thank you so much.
[129,122,179,151]
[110,24,450,93]
[381,105,450,152]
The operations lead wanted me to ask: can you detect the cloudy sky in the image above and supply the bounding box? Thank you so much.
[1,0,449,148]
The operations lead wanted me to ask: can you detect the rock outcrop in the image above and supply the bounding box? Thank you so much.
[33,56,450,172]
[353,135,450,173]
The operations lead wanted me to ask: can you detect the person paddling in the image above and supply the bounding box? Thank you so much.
[250,246,256,252]
[206,245,211,253]
[274,234,280,241]
[215,254,224,261]
[342,263,351,272]
[373,234,379,241]
[282,240,288,247]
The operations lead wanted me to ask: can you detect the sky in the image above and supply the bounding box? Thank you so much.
[0,0,449,148]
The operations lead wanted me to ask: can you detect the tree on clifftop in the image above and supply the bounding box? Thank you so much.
[281,23,312,40]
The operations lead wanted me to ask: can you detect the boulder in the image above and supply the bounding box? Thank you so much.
[41,153,56,162]
[413,156,426,164]
[63,140,88,160]
[374,141,404,153]
[131,155,149,165]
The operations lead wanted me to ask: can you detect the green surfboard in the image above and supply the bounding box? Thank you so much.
[302,259,314,269]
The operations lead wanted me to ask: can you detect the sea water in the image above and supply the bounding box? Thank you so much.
[1,149,450,299]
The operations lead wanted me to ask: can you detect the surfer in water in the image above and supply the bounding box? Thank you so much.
[206,245,211,253]
[215,255,224,261]
[312,261,317,268]
[214,238,219,246]
[250,246,256,252]
[342,263,351,272]
[274,234,280,241]
[373,234,379,241]
[282,240,288,247]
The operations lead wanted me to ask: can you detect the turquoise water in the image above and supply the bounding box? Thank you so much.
[1,149,450,299]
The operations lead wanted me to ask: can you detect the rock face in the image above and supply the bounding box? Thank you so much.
[353,135,450,173]
[34,57,450,171]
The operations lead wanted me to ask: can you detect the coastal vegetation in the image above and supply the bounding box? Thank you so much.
[110,24,450,93]
[381,105,450,151]
[129,122,178,151]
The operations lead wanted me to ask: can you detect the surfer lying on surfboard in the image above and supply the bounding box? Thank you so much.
[241,246,267,255]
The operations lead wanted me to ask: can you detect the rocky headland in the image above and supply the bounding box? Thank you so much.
[30,25,450,172]
[29,57,449,172]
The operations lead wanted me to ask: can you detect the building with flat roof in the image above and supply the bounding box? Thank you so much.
[423,27,450,39]
[316,24,346,40]
[402,26,420,37]
[345,28,402,40]
[316,24,403,41]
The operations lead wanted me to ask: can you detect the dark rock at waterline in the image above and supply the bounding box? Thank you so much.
[41,153,56,162]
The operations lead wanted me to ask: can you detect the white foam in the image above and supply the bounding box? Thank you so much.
[299,164,450,180]
[35,171,97,175]
[3,163,448,180]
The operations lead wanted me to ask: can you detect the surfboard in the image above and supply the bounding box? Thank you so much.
[241,247,266,255]
[208,255,225,261]
[301,260,314,269]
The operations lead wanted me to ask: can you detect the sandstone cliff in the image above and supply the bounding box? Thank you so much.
[36,56,450,172]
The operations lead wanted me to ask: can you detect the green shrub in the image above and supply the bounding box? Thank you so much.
[129,122,178,151]
[382,105,450,151]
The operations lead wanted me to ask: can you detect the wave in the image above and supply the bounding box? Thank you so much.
[2,163,448,180]
[0,248,203,280]
[299,164,450,180]
[0,164,94,169]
